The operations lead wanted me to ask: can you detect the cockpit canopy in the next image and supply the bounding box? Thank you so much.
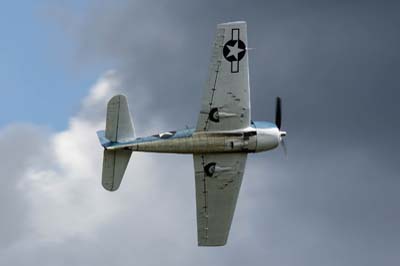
[153,131,177,139]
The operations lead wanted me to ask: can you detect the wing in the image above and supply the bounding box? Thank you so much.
[193,153,247,246]
[196,21,250,132]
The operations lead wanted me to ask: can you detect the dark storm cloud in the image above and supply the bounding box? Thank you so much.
[65,1,400,263]
[70,0,400,145]
[1,1,398,265]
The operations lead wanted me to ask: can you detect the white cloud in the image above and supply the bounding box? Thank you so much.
[0,71,205,265]
[0,71,202,265]
[16,71,145,242]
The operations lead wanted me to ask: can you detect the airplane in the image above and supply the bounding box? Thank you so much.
[97,21,287,246]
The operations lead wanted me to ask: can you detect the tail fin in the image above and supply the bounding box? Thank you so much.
[100,95,135,191]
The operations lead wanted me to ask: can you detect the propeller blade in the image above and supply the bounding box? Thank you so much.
[281,139,287,157]
[275,97,282,130]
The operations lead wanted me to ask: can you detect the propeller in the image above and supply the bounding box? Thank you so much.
[275,97,282,130]
[275,97,287,156]
[281,138,287,157]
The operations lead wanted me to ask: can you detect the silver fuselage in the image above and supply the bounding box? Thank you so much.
[106,121,281,154]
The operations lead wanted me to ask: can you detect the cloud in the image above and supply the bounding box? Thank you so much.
[1,72,398,266]
[1,1,400,265]
[0,69,197,264]
[0,71,205,265]
[13,72,124,242]
[0,123,49,248]
[0,72,172,260]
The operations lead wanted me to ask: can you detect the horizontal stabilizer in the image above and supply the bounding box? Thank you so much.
[102,149,132,191]
[100,94,135,191]
[106,94,135,142]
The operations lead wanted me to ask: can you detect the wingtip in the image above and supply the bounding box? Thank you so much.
[102,180,120,192]
[198,243,227,247]
[109,94,128,103]
[198,239,227,247]
[218,21,246,27]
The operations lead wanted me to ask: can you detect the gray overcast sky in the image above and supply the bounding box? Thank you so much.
[1,1,399,265]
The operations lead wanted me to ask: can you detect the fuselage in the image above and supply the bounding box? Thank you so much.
[106,121,281,154]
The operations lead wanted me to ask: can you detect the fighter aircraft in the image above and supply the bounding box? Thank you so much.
[97,21,287,246]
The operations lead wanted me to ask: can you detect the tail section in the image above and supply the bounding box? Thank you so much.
[99,95,135,191]
[96,130,110,148]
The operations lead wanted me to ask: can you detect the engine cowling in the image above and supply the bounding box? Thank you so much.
[252,121,280,152]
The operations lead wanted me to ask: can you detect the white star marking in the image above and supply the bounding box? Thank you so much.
[226,41,244,60]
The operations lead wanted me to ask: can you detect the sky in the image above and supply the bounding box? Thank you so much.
[0,1,399,265]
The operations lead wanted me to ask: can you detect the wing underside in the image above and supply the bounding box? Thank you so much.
[193,153,247,246]
[196,21,250,132]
